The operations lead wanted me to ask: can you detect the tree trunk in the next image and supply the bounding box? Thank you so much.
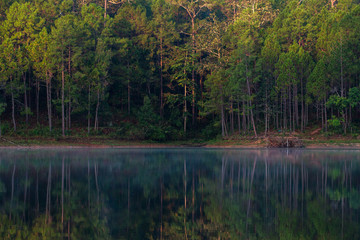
[221,91,227,138]
[242,99,246,133]
[184,83,187,134]
[127,78,130,114]
[265,90,268,136]
[94,88,100,131]
[301,77,304,132]
[62,62,65,137]
[294,83,299,128]
[237,101,241,135]
[283,91,287,130]
[11,83,16,132]
[68,92,71,130]
[324,97,327,132]
[160,37,164,117]
[24,73,28,126]
[331,0,336,8]
[88,84,91,134]
[68,47,72,131]
[289,85,292,132]
[104,0,107,20]
[36,78,40,125]
[191,18,196,126]
[46,75,52,132]
[230,98,234,134]
[246,77,257,137]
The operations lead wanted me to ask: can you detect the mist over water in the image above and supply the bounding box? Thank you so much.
[0,148,359,239]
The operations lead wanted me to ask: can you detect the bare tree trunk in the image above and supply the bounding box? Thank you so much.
[184,83,187,134]
[331,0,336,8]
[237,101,241,135]
[62,62,65,137]
[127,62,131,114]
[104,0,107,20]
[283,91,287,130]
[191,18,196,126]
[94,88,100,131]
[68,48,72,131]
[221,92,227,138]
[247,80,257,137]
[160,38,164,117]
[301,77,304,132]
[24,73,28,126]
[324,97,327,132]
[36,78,40,125]
[68,92,71,130]
[230,99,234,134]
[46,75,52,132]
[294,83,298,128]
[88,84,91,134]
[10,82,16,131]
[289,85,292,132]
[242,99,246,133]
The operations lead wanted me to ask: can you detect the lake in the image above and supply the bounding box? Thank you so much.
[0,148,359,239]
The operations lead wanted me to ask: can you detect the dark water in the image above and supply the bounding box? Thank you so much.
[0,148,359,240]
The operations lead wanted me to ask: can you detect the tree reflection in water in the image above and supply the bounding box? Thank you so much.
[0,149,359,239]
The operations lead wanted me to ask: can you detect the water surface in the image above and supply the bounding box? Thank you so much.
[0,148,359,239]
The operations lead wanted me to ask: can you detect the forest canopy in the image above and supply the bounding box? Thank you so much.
[0,0,359,140]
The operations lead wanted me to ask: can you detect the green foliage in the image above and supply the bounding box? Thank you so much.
[327,116,343,134]
[137,96,166,141]
[0,0,359,139]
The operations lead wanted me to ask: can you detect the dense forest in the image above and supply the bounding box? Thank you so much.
[0,0,359,140]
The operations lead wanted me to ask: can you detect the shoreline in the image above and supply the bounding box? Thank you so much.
[1,136,360,149]
[0,143,360,150]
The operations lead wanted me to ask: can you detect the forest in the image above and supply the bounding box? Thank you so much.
[0,0,359,141]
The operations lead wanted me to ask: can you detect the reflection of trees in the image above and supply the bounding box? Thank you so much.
[0,149,359,239]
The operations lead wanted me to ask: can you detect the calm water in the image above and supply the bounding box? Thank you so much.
[0,148,359,239]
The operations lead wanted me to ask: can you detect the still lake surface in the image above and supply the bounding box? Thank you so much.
[0,148,359,239]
